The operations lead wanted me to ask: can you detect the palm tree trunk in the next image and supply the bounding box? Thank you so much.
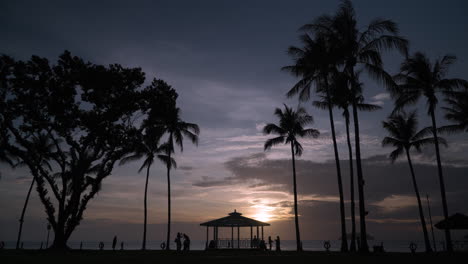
[16,176,36,249]
[142,164,151,250]
[325,86,348,252]
[290,141,302,251]
[429,109,452,252]
[166,153,172,250]
[351,95,369,253]
[405,148,432,252]
[345,113,357,252]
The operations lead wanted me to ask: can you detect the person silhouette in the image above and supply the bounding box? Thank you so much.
[112,235,117,251]
[183,233,191,251]
[275,236,281,252]
[120,241,124,250]
[253,235,258,248]
[268,236,273,251]
[175,232,182,251]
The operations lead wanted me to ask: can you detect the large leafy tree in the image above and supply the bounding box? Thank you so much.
[382,111,444,252]
[0,51,151,249]
[263,105,319,251]
[393,52,468,251]
[283,34,349,252]
[301,0,408,252]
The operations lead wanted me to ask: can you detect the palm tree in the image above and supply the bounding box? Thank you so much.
[119,128,174,250]
[441,88,468,133]
[393,52,468,252]
[160,107,199,250]
[283,34,349,252]
[314,76,381,251]
[382,111,445,252]
[15,133,55,249]
[301,0,408,252]
[263,105,319,251]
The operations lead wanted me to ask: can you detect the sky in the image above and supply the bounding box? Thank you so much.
[1,0,468,246]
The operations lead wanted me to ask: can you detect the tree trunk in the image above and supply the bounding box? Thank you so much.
[351,94,369,253]
[405,148,432,252]
[429,109,452,252]
[142,164,151,250]
[325,87,348,252]
[166,153,172,250]
[345,113,357,252]
[16,176,36,249]
[290,141,302,251]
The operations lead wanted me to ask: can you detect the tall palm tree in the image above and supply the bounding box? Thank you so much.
[119,128,174,250]
[263,105,319,251]
[441,88,468,133]
[283,34,349,252]
[393,52,468,252]
[314,76,381,251]
[301,0,408,252]
[160,107,199,250]
[15,133,55,249]
[382,111,446,252]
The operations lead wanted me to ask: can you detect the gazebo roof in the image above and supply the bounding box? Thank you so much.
[435,213,468,230]
[200,210,270,227]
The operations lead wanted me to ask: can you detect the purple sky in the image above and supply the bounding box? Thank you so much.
[1,0,468,245]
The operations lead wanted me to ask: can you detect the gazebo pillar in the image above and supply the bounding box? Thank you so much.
[231,226,234,248]
[237,226,240,249]
[250,226,253,248]
[256,226,259,241]
[206,226,209,249]
[261,226,264,240]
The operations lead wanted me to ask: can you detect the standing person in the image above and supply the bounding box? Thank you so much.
[183,233,191,251]
[268,236,273,251]
[112,236,117,251]
[275,236,281,252]
[175,233,182,251]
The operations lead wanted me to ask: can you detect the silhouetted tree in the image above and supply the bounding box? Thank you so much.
[0,51,149,249]
[441,88,468,133]
[283,35,349,252]
[119,128,174,250]
[263,105,319,251]
[314,74,381,251]
[393,52,468,252]
[156,106,199,250]
[301,0,408,252]
[15,134,55,249]
[382,111,443,252]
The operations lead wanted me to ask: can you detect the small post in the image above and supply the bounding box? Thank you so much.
[46,224,51,248]
[231,226,234,249]
[256,226,259,241]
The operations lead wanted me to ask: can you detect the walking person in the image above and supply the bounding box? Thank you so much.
[112,235,117,251]
[175,232,182,251]
[183,233,191,251]
[275,236,281,252]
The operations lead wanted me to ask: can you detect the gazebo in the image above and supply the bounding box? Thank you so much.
[200,210,270,249]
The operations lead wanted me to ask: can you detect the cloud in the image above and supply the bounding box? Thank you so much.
[372,93,391,101]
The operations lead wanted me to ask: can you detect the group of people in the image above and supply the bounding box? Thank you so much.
[252,235,281,251]
[175,232,191,251]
